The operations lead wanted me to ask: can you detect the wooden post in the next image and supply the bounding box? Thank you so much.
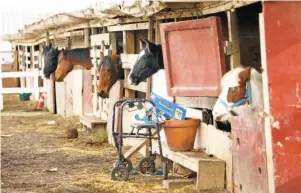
[146,18,154,98]
[46,31,56,113]
[84,28,90,47]
[123,31,135,98]
[91,28,97,35]
[46,31,50,45]
[227,10,240,69]
[155,20,161,44]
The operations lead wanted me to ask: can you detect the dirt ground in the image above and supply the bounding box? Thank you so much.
[1,95,199,193]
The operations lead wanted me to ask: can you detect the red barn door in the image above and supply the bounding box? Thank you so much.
[160,17,226,97]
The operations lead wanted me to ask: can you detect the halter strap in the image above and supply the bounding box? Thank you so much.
[218,81,252,110]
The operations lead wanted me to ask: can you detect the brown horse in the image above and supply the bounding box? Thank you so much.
[97,51,124,98]
[55,48,93,81]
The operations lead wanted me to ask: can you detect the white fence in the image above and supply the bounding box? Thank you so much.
[0,68,46,110]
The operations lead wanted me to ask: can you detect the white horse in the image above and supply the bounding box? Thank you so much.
[212,66,263,122]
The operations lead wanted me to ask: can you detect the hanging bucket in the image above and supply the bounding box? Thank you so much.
[163,118,200,151]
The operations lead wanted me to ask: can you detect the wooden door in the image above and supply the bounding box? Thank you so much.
[160,17,226,97]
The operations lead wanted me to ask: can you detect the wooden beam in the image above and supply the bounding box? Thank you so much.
[259,13,275,193]
[64,30,84,37]
[123,31,136,98]
[124,127,162,159]
[146,18,154,98]
[46,31,50,45]
[227,10,240,69]
[175,97,218,110]
[155,20,162,44]
[108,22,150,32]
[121,54,139,69]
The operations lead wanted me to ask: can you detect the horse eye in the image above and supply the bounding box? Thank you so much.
[229,87,237,92]
[107,69,110,72]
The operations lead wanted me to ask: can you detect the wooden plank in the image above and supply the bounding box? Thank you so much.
[174,96,217,109]
[65,73,73,117]
[146,18,154,98]
[123,31,135,54]
[106,80,124,144]
[124,78,148,93]
[91,33,110,46]
[231,107,268,193]
[83,70,93,116]
[55,82,65,116]
[123,31,135,98]
[0,87,47,94]
[163,179,195,189]
[124,128,162,159]
[227,10,240,69]
[0,71,43,78]
[49,73,56,113]
[124,70,136,98]
[108,22,150,32]
[64,30,84,37]
[121,54,139,69]
[155,20,161,44]
[259,13,275,193]
[196,160,225,191]
[72,70,83,116]
[84,28,90,47]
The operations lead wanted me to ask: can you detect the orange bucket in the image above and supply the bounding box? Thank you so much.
[163,118,200,151]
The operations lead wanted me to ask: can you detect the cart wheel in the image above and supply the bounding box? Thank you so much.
[162,162,168,180]
[138,157,155,174]
[111,165,129,181]
[114,159,133,172]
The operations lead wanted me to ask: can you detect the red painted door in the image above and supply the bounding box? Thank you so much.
[160,17,226,97]
[263,2,301,192]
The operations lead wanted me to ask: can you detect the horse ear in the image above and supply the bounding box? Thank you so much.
[144,39,156,53]
[100,52,104,61]
[239,66,251,83]
[140,39,146,49]
[61,48,66,56]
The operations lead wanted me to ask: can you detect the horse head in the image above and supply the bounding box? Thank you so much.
[98,51,123,98]
[55,48,93,82]
[212,65,263,123]
[55,49,73,82]
[128,39,164,85]
[43,44,59,79]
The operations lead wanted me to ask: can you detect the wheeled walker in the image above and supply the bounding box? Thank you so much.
[110,98,168,181]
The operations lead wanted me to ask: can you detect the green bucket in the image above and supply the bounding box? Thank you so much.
[19,93,31,101]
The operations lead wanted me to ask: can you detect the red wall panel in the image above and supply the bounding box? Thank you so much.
[264,2,301,192]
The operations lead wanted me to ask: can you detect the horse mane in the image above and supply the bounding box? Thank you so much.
[42,45,52,55]
[43,47,59,78]
[62,48,90,61]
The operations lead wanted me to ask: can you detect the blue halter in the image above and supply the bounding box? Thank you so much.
[218,81,252,110]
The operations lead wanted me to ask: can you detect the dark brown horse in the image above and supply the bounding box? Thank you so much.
[97,51,124,98]
[55,48,93,81]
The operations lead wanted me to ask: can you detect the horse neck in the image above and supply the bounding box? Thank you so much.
[249,68,263,107]
[157,45,164,69]
[70,58,92,69]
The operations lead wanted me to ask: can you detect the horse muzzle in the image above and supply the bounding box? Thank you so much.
[98,91,109,99]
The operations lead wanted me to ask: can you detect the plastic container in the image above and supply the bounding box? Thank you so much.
[19,93,31,101]
[163,118,200,151]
